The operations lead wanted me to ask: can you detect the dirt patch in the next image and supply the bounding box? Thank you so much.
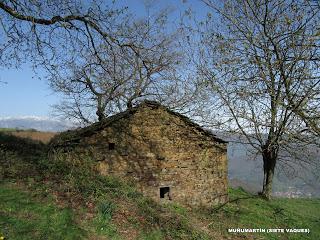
[112,201,141,240]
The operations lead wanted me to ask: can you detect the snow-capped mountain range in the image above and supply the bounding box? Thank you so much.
[0,116,74,132]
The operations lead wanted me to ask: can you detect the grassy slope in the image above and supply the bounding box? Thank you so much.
[208,188,320,240]
[0,183,85,240]
[0,131,319,240]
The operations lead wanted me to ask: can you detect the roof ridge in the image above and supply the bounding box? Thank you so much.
[50,100,228,146]
[136,100,227,144]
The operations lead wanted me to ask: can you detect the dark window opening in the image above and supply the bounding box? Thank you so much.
[157,156,165,161]
[160,187,171,200]
[108,143,115,150]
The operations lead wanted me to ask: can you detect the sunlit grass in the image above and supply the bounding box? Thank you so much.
[209,188,320,240]
[0,183,86,240]
[1,133,319,240]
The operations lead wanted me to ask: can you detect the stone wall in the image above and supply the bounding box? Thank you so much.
[51,103,228,206]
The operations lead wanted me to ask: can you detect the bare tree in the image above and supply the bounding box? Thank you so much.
[0,1,191,123]
[195,0,320,199]
[49,6,183,123]
[0,1,131,67]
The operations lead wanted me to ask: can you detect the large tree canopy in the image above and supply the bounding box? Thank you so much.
[0,1,129,66]
[195,0,320,199]
[1,0,319,199]
[0,0,197,123]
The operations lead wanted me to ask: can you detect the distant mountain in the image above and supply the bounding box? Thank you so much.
[0,116,73,132]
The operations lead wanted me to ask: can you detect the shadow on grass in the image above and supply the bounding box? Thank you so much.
[0,132,47,161]
[0,132,48,180]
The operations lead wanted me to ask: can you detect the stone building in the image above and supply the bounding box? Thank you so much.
[50,101,228,206]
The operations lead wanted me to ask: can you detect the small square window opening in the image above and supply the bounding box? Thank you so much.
[108,142,115,150]
[160,187,171,200]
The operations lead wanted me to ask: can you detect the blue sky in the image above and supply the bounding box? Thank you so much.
[0,0,206,118]
[0,66,59,117]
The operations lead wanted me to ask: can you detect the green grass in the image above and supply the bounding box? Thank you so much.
[0,128,16,132]
[1,133,319,240]
[138,230,164,240]
[1,133,209,239]
[0,128,38,132]
[209,188,320,240]
[0,183,86,240]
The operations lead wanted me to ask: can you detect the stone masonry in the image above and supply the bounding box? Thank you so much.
[50,101,228,206]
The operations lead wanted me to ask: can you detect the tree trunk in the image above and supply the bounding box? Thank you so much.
[96,109,105,122]
[261,146,277,200]
[96,96,106,122]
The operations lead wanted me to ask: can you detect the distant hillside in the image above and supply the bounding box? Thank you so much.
[9,131,56,144]
[228,142,320,197]
[0,116,73,132]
